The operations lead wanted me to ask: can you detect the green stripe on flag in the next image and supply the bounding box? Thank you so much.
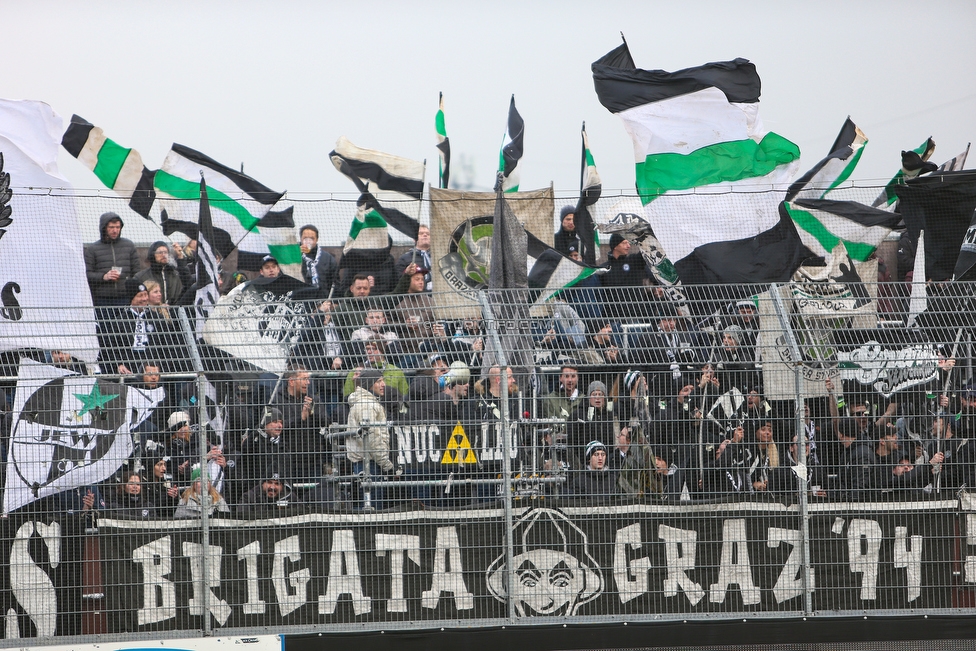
[585,149,595,167]
[267,243,302,265]
[636,132,800,205]
[349,209,387,239]
[436,111,446,137]
[786,205,877,262]
[154,170,260,231]
[823,145,865,197]
[92,139,131,189]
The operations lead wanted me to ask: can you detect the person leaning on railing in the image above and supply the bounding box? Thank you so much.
[571,440,615,501]
[346,369,395,509]
[108,471,157,519]
[567,380,615,468]
[173,466,230,519]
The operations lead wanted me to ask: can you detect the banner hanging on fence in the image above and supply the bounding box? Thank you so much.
[3,359,163,514]
[77,502,963,633]
[758,255,878,401]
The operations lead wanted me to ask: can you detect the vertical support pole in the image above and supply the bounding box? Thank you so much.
[177,307,213,635]
[770,285,813,616]
[479,291,516,623]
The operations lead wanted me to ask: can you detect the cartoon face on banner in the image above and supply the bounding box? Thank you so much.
[486,508,603,616]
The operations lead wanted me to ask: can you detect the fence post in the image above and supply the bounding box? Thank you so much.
[769,285,813,616]
[177,306,213,636]
[479,290,516,624]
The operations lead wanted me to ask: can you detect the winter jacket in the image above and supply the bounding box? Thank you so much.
[346,386,394,471]
[394,247,432,291]
[84,212,142,302]
[302,246,339,294]
[135,241,183,304]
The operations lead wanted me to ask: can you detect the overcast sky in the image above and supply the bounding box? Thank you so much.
[8,0,976,202]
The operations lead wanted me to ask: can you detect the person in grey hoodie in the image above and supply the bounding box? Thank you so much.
[84,212,142,305]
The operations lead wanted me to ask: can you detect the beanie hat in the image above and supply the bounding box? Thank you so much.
[723,324,743,346]
[560,205,576,219]
[585,440,607,463]
[356,368,384,391]
[623,369,643,393]
[190,466,202,482]
[587,380,607,396]
[167,411,191,431]
[609,233,625,251]
[259,408,283,428]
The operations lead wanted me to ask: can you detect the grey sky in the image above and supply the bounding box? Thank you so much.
[7,1,976,206]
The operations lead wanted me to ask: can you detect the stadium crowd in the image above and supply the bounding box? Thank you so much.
[3,208,974,518]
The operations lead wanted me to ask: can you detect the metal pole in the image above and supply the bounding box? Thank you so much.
[770,285,813,616]
[177,306,212,635]
[479,290,516,623]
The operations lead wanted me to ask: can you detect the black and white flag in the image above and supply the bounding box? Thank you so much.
[3,359,162,514]
[202,276,312,375]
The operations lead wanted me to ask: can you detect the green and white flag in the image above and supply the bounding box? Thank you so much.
[436,92,451,189]
[330,136,425,241]
[783,198,902,264]
[497,95,524,193]
[872,137,937,208]
[343,197,390,253]
[592,41,803,285]
[526,231,602,307]
[786,117,867,201]
[62,118,300,275]
[575,122,601,265]
[156,144,302,278]
[61,114,156,218]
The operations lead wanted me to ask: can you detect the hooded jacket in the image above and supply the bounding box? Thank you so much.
[346,386,394,471]
[135,241,183,304]
[84,212,143,301]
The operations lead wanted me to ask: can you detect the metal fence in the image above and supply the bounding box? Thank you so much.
[1,276,975,646]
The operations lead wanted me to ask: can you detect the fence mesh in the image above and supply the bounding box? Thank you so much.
[1,188,975,645]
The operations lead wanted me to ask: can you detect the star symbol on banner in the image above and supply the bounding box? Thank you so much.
[73,383,117,417]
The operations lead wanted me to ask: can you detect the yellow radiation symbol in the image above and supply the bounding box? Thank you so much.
[441,421,477,464]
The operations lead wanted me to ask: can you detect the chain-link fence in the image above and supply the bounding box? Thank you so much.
[0,279,974,644]
[2,182,976,645]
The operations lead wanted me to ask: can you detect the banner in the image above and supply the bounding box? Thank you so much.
[0,99,97,362]
[3,359,162,514]
[429,186,554,319]
[759,255,878,401]
[78,502,964,632]
[836,336,940,399]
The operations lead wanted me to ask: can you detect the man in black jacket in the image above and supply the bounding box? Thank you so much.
[299,224,339,295]
[85,212,142,306]
[394,224,433,292]
[599,232,650,321]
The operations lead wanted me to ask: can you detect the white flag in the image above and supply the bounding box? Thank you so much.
[0,99,97,362]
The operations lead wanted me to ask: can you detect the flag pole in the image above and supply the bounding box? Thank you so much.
[579,121,586,193]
